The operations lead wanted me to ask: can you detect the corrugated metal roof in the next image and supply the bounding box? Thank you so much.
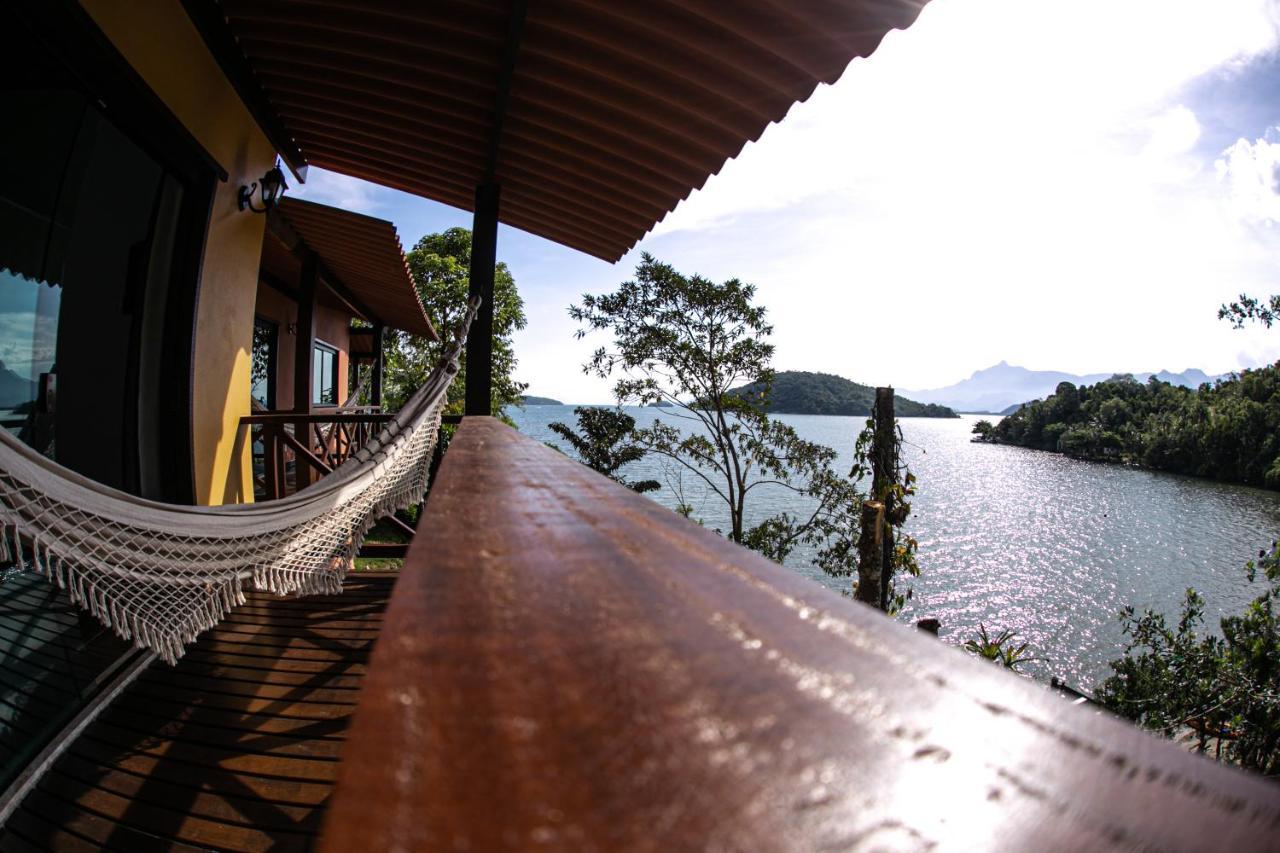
[275,196,437,339]
[194,0,927,262]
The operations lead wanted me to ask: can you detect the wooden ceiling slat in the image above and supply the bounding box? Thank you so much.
[288,116,667,225]
[254,52,699,197]
[286,126,486,187]
[259,74,490,131]
[264,94,488,161]
[230,25,495,85]
[303,158,617,259]
[292,122,661,232]
[509,50,748,160]
[676,0,867,80]
[308,153,617,255]
[253,56,493,116]
[300,137,655,239]
[539,1,803,103]
[515,28,772,139]
[222,0,506,43]
[255,36,724,176]
[272,80,695,199]
[306,142,647,248]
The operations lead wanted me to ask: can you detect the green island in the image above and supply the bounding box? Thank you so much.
[729,371,958,418]
[973,363,1280,488]
[519,394,564,406]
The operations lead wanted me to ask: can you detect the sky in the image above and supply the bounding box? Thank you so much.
[293,0,1280,404]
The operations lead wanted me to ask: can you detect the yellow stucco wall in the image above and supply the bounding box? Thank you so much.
[79,0,277,504]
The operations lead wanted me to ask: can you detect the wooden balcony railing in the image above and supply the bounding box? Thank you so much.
[241,410,394,501]
[319,417,1280,851]
[240,410,463,557]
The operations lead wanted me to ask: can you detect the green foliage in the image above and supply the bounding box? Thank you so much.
[1220,293,1280,329]
[548,407,659,493]
[1097,541,1280,773]
[250,321,272,402]
[381,228,527,418]
[963,624,1037,672]
[728,371,957,418]
[971,419,996,441]
[571,254,863,566]
[990,365,1280,488]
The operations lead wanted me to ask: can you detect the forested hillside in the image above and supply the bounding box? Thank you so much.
[729,371,958,418]
[989,365,1280,488]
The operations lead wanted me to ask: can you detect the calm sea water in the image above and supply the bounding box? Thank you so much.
[512,405,1280,689]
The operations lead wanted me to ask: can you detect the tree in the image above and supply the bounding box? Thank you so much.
[379,228,527,417]
[250,321,272,404]
[1220,293,1280,329]
[571,254,861,566]
[989,367,1280,488]
[1097,541,1280,773]
[548,407,660,493]
[971,419,996,442]
[1091,297,1280,769]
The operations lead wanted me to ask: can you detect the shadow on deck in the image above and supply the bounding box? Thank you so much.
[0,573,396,852]
[0,571,132,783]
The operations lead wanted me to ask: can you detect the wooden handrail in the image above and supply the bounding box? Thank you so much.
[240,412,393,425]
[241,411,457,426]
[319,417,1280,851]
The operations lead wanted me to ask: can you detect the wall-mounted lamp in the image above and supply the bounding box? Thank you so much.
[238,166,288,213]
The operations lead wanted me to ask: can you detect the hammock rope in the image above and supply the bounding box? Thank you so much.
[0,297,480,664]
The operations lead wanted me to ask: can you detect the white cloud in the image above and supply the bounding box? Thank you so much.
[659,0,1280,236]
[1217,130,1280,223]
[290,168,385,212]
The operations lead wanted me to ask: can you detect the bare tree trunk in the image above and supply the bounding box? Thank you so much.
[855,500,884,605]
[872,387,896,611]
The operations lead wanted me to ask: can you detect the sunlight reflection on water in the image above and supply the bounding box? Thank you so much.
[513,406,1280,690]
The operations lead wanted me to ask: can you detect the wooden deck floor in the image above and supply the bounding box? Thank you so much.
[0,571,131,784]
[0,572,396,852]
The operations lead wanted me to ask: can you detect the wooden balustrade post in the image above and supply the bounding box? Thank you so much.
[371,323,384,409]
[262,425,279,501]
[294,250,318,487]
[312,424,327,465]
[276,426,289,497]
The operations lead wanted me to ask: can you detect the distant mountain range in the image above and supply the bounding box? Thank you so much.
[904,362,1225,414]
[729,371,957,418]
[520,395,564,406]
[0,361,35,410]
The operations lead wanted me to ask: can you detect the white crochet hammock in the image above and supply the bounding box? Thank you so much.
[0,298,479,664]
